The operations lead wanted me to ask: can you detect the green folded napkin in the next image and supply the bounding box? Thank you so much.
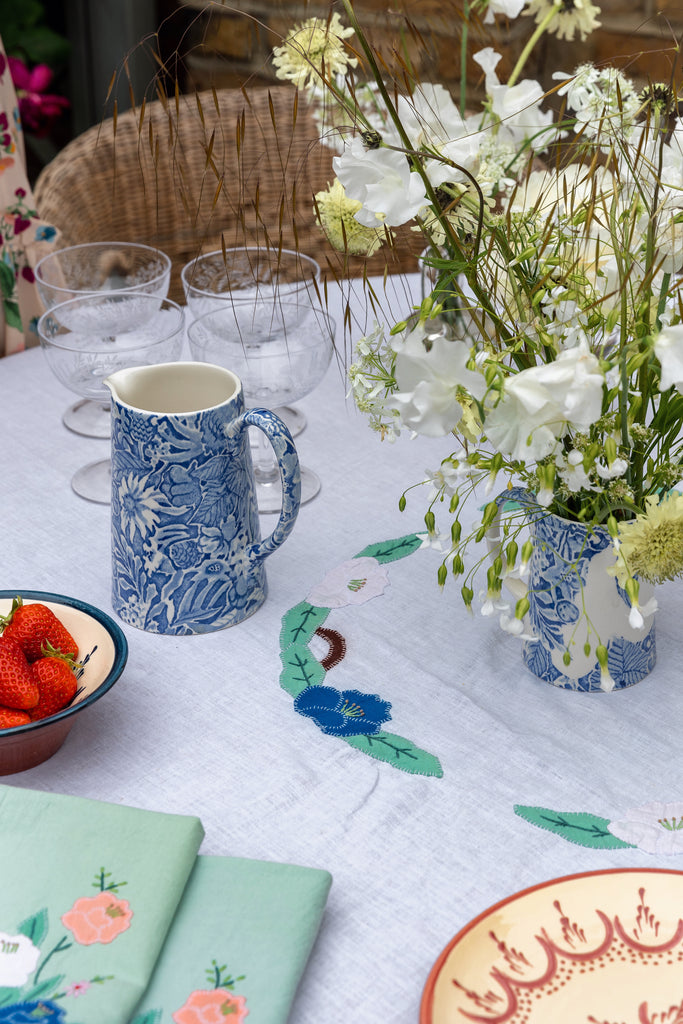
[129,855,333,1024]
[0,785,204,1024]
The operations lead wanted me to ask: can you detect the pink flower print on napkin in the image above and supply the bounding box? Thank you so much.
[61,891,133,945]
[306,556,389,608]
[172,989,249,1023]
[65,980,91,997]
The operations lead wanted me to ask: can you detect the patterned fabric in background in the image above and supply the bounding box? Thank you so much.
[0,33,59,357]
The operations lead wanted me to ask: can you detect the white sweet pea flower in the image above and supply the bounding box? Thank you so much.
[654,325,683,391]
[557,448,595,492]
[391,324,486,437]
[482,0,526,23]
[483,341,605,463]
[333,137,427,227]
[596,457,628,480]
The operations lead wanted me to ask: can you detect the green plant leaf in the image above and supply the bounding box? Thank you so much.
[344,731,443,777]
[3,299,22,331]
[17,908,49,946]
[355,533,423,564]
[0,988,21,1006]
[280,602,329,650]
[0,262,15,300]
[514,805,635,849]
[280,645,326,697]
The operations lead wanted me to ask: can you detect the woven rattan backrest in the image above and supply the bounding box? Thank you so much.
[34,87,417,301]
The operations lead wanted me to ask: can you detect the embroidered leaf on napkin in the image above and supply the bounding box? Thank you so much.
[280,603,329,650]
[280,645,326,697]
[514,805,635,849]
[354,533,422,564]
[344,732,443,778]
[18,910,49,946]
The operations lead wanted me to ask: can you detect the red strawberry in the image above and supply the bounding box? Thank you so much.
[0,707,31,729]
[0,637,39,709]
[31,645,79,721]
[0,596,78,662]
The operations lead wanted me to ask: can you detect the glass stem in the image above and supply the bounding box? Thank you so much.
[250,426,280,485]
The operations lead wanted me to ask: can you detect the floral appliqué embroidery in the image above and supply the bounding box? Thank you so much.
[515,800,683,855]
[0,867,124,1019]
[279,533,443,777]
[131,958,248,1024]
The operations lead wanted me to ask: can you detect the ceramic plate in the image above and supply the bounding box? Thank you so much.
[420,868,683,1023]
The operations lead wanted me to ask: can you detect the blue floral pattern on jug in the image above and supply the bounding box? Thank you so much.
[109,368,300,635]
[496,488,656,692]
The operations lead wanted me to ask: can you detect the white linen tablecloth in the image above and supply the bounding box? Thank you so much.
[1,275,683,1021]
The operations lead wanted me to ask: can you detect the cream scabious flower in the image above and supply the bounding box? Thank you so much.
[483,340,604,462]
[611,492,683,586]
[272,14,357,90]
[314,178,387,256]
[525,0,601,42]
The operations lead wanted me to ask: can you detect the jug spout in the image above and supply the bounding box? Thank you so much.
[104,362,241,415]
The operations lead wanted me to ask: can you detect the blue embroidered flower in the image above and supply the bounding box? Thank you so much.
[0,1001,66,1023]
[35,225,56,242]
[294,686,392,737]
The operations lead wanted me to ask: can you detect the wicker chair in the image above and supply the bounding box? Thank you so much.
[34,87,418,303]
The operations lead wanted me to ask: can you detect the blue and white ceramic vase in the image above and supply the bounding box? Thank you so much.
[106,361,301,635]
[491,488,656,692]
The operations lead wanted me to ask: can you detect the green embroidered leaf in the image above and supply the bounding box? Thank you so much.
[129,1012,163,1024]
[17,908,49,946]
[355,533,423,564]
[343,731,443,777]
[22,975,64,1002]
[3,299,22,331]
[0,989,21,1006]
[514,805,635,849]
[280,602,329,650]
[280,645,326,697]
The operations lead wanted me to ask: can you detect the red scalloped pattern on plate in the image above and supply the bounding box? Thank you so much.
[421,869,683,1024]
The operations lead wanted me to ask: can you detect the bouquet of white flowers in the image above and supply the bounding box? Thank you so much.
[272,1,683,681]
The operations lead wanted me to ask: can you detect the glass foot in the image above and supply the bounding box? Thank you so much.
[71,458,112,504]
[63,399,111,439]
[273,405,306,438]
[256,465,320,514]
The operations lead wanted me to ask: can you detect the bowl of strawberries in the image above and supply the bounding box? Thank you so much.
[0,591,128,773]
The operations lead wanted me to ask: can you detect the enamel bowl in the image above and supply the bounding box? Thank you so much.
[0,591,128,774]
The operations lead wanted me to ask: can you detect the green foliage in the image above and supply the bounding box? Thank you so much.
[0,0,70,67]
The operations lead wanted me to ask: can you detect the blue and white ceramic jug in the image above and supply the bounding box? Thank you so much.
[105,361,301,634]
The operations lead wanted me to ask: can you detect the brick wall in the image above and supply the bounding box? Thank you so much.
[173,0,683,96]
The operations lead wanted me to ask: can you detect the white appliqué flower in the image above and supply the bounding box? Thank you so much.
[0,932,40,986]
[607,801,683,855]
[484,340,604,462]
[306,556,390,608]
[391,324,486,437]
[333,137,427,227]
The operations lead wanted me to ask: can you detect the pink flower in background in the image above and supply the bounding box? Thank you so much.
[172,989,249,1023]
[65,980,91,997]
[7,57,69,137]
[61,892,133,944]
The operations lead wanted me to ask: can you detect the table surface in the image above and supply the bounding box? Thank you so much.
[2,275,683,1022]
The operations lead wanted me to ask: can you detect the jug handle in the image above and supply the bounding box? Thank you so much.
[240,408,301,559]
